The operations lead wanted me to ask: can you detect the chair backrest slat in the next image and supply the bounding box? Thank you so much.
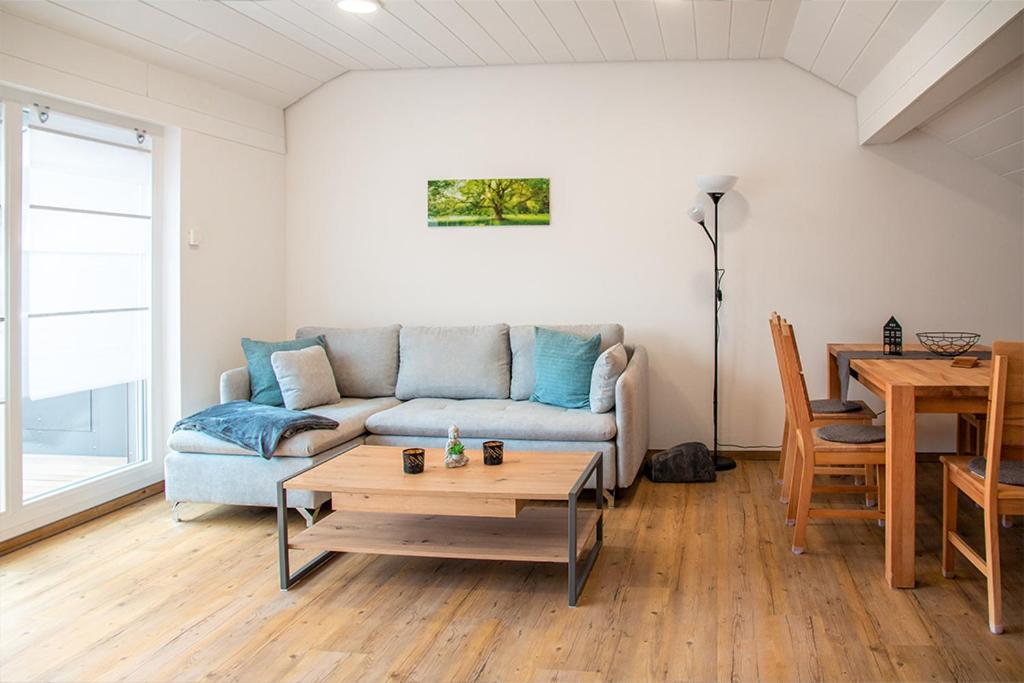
[778,322,814,428]
[987,341,1024,471]
[769,312,792,408]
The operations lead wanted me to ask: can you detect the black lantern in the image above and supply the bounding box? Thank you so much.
[402,448,425,474]
[483,440,504,466]
[883,316,903,356]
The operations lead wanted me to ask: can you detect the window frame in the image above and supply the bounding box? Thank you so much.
[0,89,167,541]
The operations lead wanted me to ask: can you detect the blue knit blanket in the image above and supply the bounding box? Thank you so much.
[173,400,339,459]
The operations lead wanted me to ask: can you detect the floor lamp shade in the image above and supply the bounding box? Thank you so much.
[696,175,738,194]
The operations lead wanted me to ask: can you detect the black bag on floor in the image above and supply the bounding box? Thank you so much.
[645,442,716,483]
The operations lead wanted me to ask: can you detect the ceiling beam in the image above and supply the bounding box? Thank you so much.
[857,1,1024,145]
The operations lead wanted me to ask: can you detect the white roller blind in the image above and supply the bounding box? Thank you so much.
[27,128,151,215]
[24,123,152,401]
[27,311,149,400]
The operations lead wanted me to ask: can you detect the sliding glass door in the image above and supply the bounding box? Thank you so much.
[0,104,7,516]
[0,94,162,538]
[20,109,152,500]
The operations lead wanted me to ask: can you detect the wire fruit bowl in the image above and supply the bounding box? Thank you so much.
[916,332,981,357]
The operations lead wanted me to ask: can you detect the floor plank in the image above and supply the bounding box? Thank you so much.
[1,461,1021,683]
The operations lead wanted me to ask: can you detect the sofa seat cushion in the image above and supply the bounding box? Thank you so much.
[365,398,617,442]
[168,397,399,457]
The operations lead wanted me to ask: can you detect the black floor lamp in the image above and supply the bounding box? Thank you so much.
[687,174,738,472]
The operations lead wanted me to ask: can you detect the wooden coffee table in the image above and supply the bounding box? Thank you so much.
[277,445,604,606]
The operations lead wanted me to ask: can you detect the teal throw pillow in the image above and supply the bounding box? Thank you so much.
[241,335,326,406]
[530,327,601,409]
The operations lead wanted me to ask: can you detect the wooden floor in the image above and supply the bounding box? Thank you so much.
[1,460,1022,683]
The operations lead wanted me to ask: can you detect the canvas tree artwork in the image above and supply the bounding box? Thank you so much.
[427,178,550,227]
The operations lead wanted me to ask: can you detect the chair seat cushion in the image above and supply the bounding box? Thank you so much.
[815,424,886,444]
[810,399,862,414]
[167,397,399,457]
[968,457,1024,486]
[365,398,617,442]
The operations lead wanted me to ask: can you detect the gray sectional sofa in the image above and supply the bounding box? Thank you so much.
[165,323,649,518]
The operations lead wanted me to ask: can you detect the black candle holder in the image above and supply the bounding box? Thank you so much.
[402,448,425,474]
[483,440,504,466]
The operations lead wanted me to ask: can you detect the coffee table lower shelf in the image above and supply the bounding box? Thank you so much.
[281,506,603,606]
[291,507,600,562]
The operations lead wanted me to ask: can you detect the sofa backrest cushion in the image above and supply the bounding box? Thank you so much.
[510,324,624,401]
[396,324,511,400]
[295,325,401,398]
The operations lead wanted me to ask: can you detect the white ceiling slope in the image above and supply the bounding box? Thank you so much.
[923,59,1024,186]
[0,0,946,108]
[1,0,1018,185]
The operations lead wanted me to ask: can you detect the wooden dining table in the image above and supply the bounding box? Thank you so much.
[826,343,992,588]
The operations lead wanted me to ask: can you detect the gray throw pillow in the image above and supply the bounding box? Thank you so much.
[589,343,627,413]
[270,345,341,411]
[241,335,325,406]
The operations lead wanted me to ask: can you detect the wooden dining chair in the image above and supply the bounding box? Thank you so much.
[957,417,1013,532]
[777,321,886,554]
[957,413,988,457]
[769,313,877,506]
[940,341,1024,635]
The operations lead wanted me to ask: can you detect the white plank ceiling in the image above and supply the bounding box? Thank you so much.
[0,0,946,108]
[8,0,1017,185]
[922,59,1024,186]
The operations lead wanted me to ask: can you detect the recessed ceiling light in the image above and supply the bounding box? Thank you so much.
[337,0,379,13]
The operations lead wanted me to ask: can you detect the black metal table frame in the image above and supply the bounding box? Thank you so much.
[567,451,604,606]
[277,451,604,607]
[277,452,345,591]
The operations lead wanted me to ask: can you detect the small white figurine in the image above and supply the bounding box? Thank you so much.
[444,424,469,468]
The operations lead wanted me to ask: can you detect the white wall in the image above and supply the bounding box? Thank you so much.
[285,60,1023,451]
[179,130,286,412]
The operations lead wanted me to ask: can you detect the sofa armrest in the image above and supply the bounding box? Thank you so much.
[615,344,649,489]
[220,367,251,403]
